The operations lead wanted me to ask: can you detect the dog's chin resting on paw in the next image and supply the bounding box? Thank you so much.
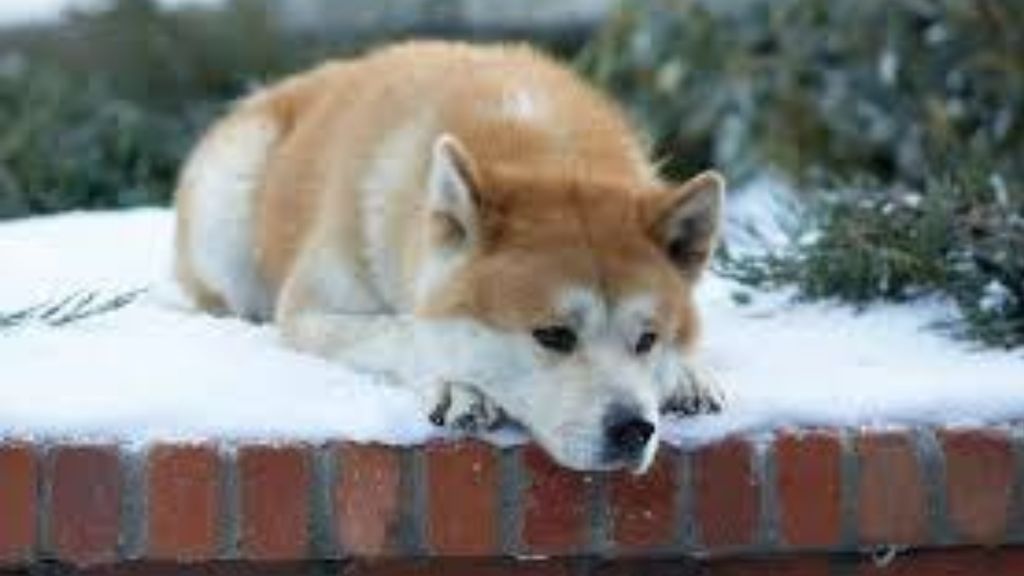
[172,40,726,473]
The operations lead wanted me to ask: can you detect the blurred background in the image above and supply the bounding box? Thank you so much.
[0,0,1020,347]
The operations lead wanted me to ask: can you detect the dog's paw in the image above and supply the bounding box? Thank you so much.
[661,363,725,416]
[427,382,505,433]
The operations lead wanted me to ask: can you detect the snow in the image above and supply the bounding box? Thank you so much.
[0,209,431,445]
[1,206,1022,447]
[723,172,802,256]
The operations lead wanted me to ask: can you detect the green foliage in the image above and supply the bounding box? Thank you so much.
[0,63,214,217]
[0,0,346,218]
[717,160,1023,347]
[579,0,1023,187]
[581,0,1024,347]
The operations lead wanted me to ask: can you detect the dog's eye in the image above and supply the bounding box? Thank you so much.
[634,331,658,355]
[532,326,577,354]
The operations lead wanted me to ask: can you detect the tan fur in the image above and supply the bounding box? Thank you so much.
[418,172,701,347]
[177,41,674,319]
[173,40,725,471]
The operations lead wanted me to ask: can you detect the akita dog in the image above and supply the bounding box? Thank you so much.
[173,41,724,472]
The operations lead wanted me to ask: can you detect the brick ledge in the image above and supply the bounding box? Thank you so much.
[1,426,1022,568]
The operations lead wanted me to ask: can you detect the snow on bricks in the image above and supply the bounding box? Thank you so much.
[1,427,1023,570]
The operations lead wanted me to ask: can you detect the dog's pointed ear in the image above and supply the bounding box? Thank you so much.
[643,170,725,280]
[427,133,482,248]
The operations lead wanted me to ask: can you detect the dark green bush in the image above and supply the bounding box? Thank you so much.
[720,166,1023,347]
[578,0,1023,187]
[0,64,216,217]
[0,0,385,218]
[580,0,1023,347]
[0,0,288,217]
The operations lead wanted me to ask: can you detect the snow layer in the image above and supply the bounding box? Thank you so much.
[0,208,1021,446]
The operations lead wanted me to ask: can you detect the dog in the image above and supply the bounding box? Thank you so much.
[173,41,724,473]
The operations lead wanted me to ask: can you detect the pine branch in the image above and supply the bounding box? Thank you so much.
[0,289,146,331]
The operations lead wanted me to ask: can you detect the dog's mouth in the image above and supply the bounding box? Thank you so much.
[521,424,658,474]
[481,392,659,473]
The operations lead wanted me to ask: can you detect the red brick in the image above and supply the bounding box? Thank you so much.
[425,440,499,555]
[333,443,402,556]
[0,443,36,564]
[49,445,122,566]
[856,432,928,546]
[711,555,832,576]
[522,444,593,554]
[238,444,310,560]
[775,431,843,548]
[693,438,759,549]
[996,547,1024,574]
[858,547,994,576]
[939,429,1015,544]
[608,446,678,552]
[146,444,219,560]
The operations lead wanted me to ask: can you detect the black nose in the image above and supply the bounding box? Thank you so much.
[604,407,655,459]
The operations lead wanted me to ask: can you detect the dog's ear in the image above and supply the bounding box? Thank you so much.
[643,170,725,280]
[427,133,483,249]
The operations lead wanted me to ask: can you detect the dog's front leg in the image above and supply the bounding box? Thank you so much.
[658,351,725,416]
[426,381,506,432]
[280,309,504,430]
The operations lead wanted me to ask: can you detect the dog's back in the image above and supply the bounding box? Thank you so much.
[174,41,652,321]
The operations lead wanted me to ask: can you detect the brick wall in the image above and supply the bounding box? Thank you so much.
[1,426,1022,573]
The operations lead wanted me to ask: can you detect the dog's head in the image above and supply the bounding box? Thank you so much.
[417,134,724,472]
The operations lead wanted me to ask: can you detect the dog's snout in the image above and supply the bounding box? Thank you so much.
[608,418,654,454]
[604,406,655,459]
